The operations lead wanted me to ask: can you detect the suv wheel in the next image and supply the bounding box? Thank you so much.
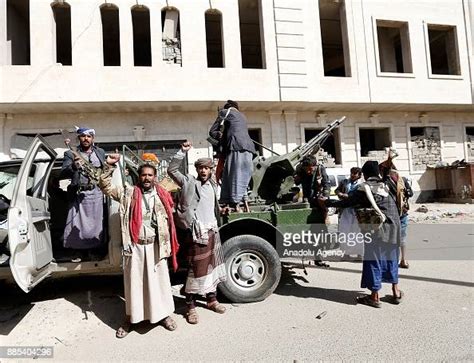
[219,235,281,303]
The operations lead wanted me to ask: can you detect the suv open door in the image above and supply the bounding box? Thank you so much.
[8,136,57,292]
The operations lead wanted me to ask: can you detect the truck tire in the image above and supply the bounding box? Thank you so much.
[218,234,281,303]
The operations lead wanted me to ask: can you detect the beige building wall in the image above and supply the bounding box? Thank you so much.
[0,0,473,199]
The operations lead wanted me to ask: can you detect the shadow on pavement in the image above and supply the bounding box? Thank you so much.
[274,264,362,305]
[0,272,196,337]
[321,265,474,288]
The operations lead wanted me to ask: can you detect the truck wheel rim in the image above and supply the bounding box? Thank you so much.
[229,250,266,289]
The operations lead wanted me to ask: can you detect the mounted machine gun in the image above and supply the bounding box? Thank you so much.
[248,116,346,204]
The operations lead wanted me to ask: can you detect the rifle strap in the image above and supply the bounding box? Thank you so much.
[219,108,232,126]
[360,183,387,224]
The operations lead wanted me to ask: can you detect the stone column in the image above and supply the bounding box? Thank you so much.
[269,111,286,155]
[0,114,8,161]
[284,111,297,152]
[118,0,134,67]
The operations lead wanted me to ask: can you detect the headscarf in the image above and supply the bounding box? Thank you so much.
[224,100,239,110]
[361,160,380,178]
[75,126,96,137]
[194,158,214,168]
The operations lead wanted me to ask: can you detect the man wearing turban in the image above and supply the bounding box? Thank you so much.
[168,141,227,324]
[60,126,106,262]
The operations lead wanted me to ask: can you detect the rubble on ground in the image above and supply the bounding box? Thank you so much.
[409,203,474,224]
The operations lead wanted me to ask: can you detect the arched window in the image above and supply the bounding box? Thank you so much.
[7,0,30,65]
[100,3,120,66]
[161,7,181,65]
[238,0,265,69]
[51,1,72,66]
[205,9,224,68]
[131,5,151,66]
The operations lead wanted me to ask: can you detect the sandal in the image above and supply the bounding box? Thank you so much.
[399,261,410,269]
[160,316,177,331]
[390,290,404,305]
[315,261,330,268]
[207,301,226,314]
[356,295,381,308]
[185,308,199,324]
[116,322,132,338]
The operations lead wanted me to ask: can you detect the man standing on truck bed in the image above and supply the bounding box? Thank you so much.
[209,100,256,212]
[61,127,106,262]
[168,141,227,325]
[100,154,179,338]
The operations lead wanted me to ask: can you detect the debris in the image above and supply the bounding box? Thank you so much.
[316,311,327,319]
[416,205,428,213]
[54,337,66,346]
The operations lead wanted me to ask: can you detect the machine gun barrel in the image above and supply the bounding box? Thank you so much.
[247,116,346,203]
[299,116,346,158]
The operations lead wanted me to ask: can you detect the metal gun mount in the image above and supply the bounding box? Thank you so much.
[248,116,346,204]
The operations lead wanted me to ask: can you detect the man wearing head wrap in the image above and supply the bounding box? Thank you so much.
[168,141,227,324]
[60,126,106,261]
[325,160,402,308]
[209,100,256,211]
[99,154,179,338]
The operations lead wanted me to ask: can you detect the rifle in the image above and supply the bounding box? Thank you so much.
[60,129,102,185]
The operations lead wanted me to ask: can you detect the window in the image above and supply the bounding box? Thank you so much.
[248,128,262,155]
[6,0,30,65]
[466,127,474,160]
[238,0,265,69]
[131,5,151,67]
[205,10,224,68]
[305,128,341,165]
[359,128,391,158]
[52,2,72,66]
[410,126,441,171]
[99,140,186,177]
[162,7,182,65]
[100,4,121,66]
[319,0,351,77]
[376,20,412,73]
[427,24,460,76]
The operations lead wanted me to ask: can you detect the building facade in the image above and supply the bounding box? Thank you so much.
[0,0,473,198]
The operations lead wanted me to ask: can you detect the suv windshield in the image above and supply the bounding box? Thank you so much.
[0,164,35,201]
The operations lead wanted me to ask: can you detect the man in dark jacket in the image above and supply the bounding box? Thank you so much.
[61,127,106,261]
[209,100,256,211]
[325,161,402,308]
[294,155,331,267]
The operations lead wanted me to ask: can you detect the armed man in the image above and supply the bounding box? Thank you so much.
[294,154,331,267]
[61,126,106,262]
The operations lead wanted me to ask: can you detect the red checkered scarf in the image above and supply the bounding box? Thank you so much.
[129,184,179,271]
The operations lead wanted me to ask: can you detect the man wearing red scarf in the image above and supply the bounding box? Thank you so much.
[100,153,179,338]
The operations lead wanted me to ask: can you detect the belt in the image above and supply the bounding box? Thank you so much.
[78,184,96,191]
[137,237,156,245]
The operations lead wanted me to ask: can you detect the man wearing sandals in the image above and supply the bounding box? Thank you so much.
[100,154,179,337]
[324,161,403,308]
[168,141,227,324]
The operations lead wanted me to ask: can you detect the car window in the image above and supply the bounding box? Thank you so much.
[0,164,36,200]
